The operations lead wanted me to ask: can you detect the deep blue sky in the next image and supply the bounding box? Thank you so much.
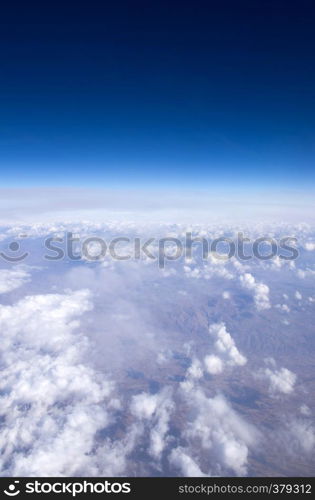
[0,1,314,189]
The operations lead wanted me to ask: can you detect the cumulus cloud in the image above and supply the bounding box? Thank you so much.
[149,395,173,460]
[179,386,257,476]
[300,404,311,416]
[286,419,315,454]
[0,219,314,476]
[275,303,290,313]
[207,322,247,370]
[131,389,174,460]
[240,273,271,310]
[0,268,31,294]
[0,289,121,476]
[169,448,207,477]
[296,268,315,279]
[262,361,297,395]
[304,242,315,251]
[131,392,159,420]
[92,423,142,476]
[184,323,246,379]
[204,354,224,374]
[183,323,246,383]
[187,358,203,379]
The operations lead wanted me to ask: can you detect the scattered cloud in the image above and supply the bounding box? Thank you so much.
[0,219,314,476]
[204,354,224,375]
[0,268,31,294]
[0,289,122,475]
[169,448,207,477]
[261,359,297,395]
[180,386,258,476]
[208,322,247,369]
[240,273,270,310]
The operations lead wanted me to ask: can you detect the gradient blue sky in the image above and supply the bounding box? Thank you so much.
[0,1,314,189]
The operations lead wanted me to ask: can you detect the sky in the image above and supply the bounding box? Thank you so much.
[0,1,314,191]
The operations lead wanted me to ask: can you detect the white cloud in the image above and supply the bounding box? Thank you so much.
[304,242,315,251]
[287,420,315,454]
[204,354,224,374]
[297,268,315,279]
[187,358,203,379]
[263,366,296,395]
[131,389,174,460]
[240,273,270,310]
[208,322,247,368]
[0,219,313,476]
[186,323,247,378]
[275,303,290,313]
[0,289,121,476]
[130,393,159,420]
[93,423,141,476]
[0,268,31,294]
[180,387,257,476]
[149,393,173,460]
[169,448,207,477]
[300,405,311,416]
